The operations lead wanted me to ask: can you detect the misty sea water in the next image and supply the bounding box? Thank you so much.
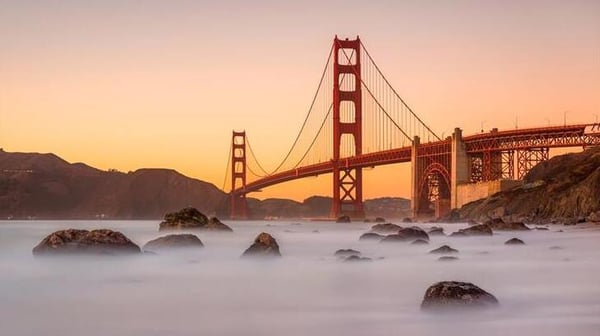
[0,220,599,336]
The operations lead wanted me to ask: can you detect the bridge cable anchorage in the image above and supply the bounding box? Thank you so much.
[359,41,441,142]
[256,44,335,176]
[221,140,233,191]
[337,46,413,143]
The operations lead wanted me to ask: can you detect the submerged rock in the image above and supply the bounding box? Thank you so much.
[343,255,372,262]
[242,232,281,258]
[450,224,493,237]
[421,281,499,311]
[33,229,141,256]
[382,227,429,243]
[334,249,361,257]
[429,245,459,254]
[428,227,445,236]
[159,207,233,232]
[143,234,204,252]
[374,217,386,223]
[438,256,459,262]
[359,232,384,241]
[411,239,429,245]
[370,223,402,234]
[504,238,525,245]
[485,218,530,231]
[336,215,351,223]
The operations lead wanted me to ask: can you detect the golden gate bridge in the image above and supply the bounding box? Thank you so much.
[222,36,600,220]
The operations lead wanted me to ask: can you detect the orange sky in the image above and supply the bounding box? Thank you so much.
[1,1,599,201]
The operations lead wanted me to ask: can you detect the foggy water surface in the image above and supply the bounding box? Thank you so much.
[0,220,599,336]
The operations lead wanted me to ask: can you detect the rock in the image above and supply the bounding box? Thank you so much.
[363,219,372,223]
[420,281,499,311]
[504,238,525,245]
[398,226,429,240]
[450,224,493,237]
[402,217,412,223]
[429,245,459,254]
[485,218,530,231]
[33,229,141,256]
[359,232,384,241]
[336,215,351,223]
[159,208,233,232]
[549,246,563,250]
[374,217,386,223]
[438,256,459,262]
[142,234,203,252]
[587,211,600,223]
[334,249,361,257]
[428,227,445,236]
[535,226,549,230]
[381,227,429,243]
[241,232,281,258]
[370,223,402,234]
[343,255,372,262]
[411,239,429,245]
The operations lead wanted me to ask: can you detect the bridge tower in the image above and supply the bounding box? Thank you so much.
[230,131,248,219]
[331,36,364,219]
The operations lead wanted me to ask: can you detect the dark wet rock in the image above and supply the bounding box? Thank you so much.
[142,234,203,252]
[485,218,530,231]
[241,232,281,258]
[334,249,361,257]
[359,232,384,241]
[370,223,402,234]
[429,245,459,254]
[450,224,493,237]
[402,217,412,223]
[504,238,525,245]
[421,281,499,311]
[438,256,459,262]
[428,227,445,236]
[33,229,141,256]
[336,215,351,223]
[374,217,386,223]
[381,227,429,243]
[159,207,233,232]
[411,239,429,245]
[343,255,372,262]
[535,226,549,231]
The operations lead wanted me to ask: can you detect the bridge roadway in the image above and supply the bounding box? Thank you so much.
[235,123,600,195]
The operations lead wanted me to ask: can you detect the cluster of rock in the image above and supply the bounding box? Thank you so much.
[32,229,141,256]
[159,207,233,232]
[334,249,372,262]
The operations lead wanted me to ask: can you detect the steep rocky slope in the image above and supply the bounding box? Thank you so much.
[459,147,600,223]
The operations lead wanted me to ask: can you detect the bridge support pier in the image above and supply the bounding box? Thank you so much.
[451,128,470,209]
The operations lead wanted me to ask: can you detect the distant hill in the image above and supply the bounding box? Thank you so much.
[0,149,227,219]
[0,149,410,220]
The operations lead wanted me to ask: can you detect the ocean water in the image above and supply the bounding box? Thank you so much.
[0,220,599,336]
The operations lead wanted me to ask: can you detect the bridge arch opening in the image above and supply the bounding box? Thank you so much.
[418,163,451,217]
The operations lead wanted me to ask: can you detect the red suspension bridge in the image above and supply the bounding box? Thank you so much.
[223,36,600,220]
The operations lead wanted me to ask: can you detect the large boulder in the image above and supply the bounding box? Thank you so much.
[370,223,402,234]
[159,207,232,232]
[504,238,525,245]
[421,281,499,311]
[428,226,445,236]
[143,234,204,252]
[33,229,141,256]
[450,224,493,237]
[241,232,281,258]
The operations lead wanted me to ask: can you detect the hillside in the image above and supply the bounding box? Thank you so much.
[0,150,227,219]
[458,146,600,224]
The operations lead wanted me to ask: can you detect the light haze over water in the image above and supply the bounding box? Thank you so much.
[1,220,599,336]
